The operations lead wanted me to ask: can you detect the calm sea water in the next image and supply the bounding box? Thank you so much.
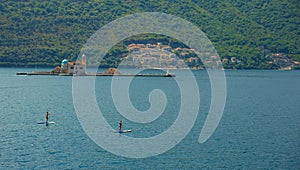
[0,68,299,169]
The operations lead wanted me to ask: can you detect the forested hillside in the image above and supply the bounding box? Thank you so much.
[0,0,299,69]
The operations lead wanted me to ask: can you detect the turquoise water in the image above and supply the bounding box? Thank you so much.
[0,68,299,169]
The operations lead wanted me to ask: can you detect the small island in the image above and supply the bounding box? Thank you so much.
[16,54,175,77]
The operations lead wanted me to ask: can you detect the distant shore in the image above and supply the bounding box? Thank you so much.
[3,66,299,70]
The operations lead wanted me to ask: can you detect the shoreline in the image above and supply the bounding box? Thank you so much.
[16,71,176,77]
[10,67,300,71]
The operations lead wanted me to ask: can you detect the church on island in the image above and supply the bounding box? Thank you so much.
[53,54,87,76]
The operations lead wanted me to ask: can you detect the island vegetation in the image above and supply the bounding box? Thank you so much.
[0,0,299,69]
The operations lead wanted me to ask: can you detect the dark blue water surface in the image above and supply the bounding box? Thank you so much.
[0,68,299,169]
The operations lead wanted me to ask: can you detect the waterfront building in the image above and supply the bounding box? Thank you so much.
[60,54,86,75]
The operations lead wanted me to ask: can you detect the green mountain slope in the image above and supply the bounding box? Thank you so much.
[0,0,299,69]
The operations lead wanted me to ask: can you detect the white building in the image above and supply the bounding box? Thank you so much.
[60,54,86,75]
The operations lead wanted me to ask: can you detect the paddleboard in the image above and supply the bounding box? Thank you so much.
[37,121,55,124]
[115,129,132,133]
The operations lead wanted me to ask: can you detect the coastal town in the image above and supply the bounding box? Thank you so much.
[121,43,299,70]
[120,42,222,69]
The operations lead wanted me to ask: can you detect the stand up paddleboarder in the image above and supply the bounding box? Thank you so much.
[46,112,49,125]
[119,120,122,132]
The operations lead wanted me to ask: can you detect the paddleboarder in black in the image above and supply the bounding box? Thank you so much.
[119,120,122,132]
[46,112,49,125]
